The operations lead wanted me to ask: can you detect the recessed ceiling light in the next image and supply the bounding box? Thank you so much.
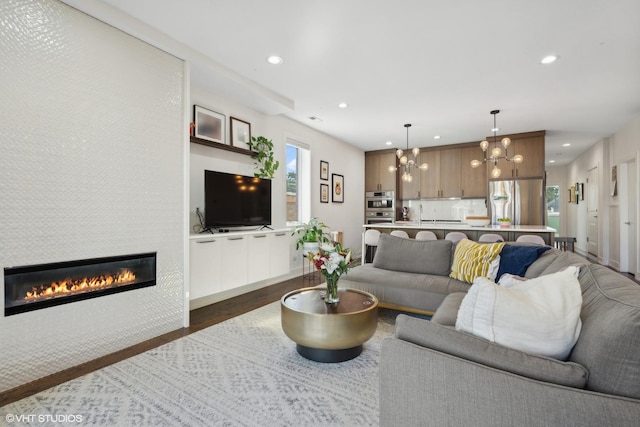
[433,135,441,140]
[549,160,556,163]
[541,55,558,64]
[385,141,393,146]
[267,55,283,65]
[562,143,571,147]
[338,102,348,109]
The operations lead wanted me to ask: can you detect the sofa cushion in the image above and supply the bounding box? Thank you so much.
[456,266,583,360]
[569,264,640,399]
[395,315,589,389]
[431,292,466,326]
[373,234,453,276]
[344,265,469,314]
[538,250,589,276]
[523,247,560,278]
[449,238,505,284]
[496,244,550,280]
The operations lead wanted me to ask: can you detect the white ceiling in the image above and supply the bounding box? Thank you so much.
[95,0,640,165]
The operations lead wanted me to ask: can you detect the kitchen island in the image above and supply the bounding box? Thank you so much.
[362,222,556,262]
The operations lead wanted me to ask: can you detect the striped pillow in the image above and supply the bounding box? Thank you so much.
[450,239,506,284]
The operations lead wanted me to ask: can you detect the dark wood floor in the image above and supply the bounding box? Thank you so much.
[0,274,323,407]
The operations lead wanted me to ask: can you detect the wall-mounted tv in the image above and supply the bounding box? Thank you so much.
[204,170,272,228]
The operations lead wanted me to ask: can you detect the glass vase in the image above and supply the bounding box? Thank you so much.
[325,275,340,304]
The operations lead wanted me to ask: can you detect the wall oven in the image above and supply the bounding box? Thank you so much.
[365,191,395,224]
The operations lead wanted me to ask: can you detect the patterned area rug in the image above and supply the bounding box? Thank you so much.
[2,303,414,426]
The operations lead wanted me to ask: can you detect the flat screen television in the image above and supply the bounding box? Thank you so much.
[204,170,272,228]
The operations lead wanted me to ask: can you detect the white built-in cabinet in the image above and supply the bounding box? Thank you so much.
[189,229,291,304]
[220,235,248,289]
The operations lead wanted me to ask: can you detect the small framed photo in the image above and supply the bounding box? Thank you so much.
[230,117,252,151]
[194,105,225,144]
[320,183,329,203]
[320,160,329,180]
[332,173,344,203]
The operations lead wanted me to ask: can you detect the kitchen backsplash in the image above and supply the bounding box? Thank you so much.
[402,199,488,221]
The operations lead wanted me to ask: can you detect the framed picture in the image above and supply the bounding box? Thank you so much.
[320,160,329,180]
[320,183,329,203]
[230,117,251,151]
[332,173,344,203]
[194,105,225,144]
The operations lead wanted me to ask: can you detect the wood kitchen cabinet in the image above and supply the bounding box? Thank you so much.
[488,131,545,179]
[438,148,461,197]
[418,150,440,198]
[365,150,397,192]
[417,149,461,199]
[459,145,487,198]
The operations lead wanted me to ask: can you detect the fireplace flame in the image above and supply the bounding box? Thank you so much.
[23,270,136,302]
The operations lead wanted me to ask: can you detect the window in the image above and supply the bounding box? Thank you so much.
[286,140,310,225]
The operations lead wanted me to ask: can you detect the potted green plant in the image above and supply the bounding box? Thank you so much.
[292,218,331,252]
[498,217,512,228]
[247,135,279,179]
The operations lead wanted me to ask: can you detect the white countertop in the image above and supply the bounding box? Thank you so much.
[364,222,556,233]
[190,227,291,240]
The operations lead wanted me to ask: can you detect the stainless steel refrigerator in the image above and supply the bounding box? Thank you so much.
[488,179,546,225]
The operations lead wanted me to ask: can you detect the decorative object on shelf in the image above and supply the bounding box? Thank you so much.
[498,217,512,228]
[320,183,329,203]
[332,173,344,203]
[230,117,251,151]
[388,123,428,182]
[309,243,353,304]
[193,105,225,144]
[471,110,524,178]
[247,136,279,179]
[577,182,584,201]
[292,217,331,251]
[320,160,329,180]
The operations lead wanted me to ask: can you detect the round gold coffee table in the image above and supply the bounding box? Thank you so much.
[281,287,378,363]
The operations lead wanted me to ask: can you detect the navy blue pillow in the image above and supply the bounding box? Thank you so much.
[496,244,551,280]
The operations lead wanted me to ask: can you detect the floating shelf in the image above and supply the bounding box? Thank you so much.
[190,136,255,157]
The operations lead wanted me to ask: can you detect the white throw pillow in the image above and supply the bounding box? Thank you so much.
[455,266,583,360]
[497,273,528,288]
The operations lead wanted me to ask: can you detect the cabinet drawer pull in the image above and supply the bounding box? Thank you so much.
[228,237,244,241]
[196,239,217,244]
[275,233,286,236]
[253,235,267,238]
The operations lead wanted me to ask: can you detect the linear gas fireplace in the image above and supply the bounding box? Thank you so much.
[4,252,156,316]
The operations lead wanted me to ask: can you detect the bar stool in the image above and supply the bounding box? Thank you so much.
[516,235,546,246]
[364,229,381,263]
[415,230,438,241]
[445,232,467,243]
[554,237,576,252]
[390,230,410,239]
[478,233,504,243]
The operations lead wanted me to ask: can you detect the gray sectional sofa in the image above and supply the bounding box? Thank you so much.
[344,235,466,314]
[344,233,640,426]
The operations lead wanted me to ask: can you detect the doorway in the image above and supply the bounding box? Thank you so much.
[619,158,638,278]
[546,185,560,236]
[586,167,599,257]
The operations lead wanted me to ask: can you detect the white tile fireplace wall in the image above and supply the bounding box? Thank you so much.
[0,0,185,393]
